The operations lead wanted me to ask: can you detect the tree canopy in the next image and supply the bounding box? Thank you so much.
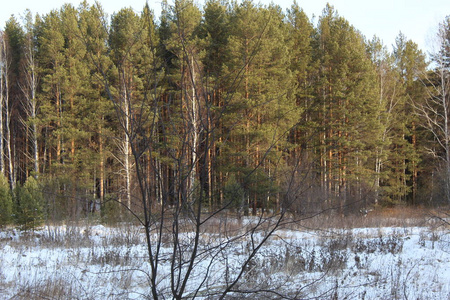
[0,1,447,224]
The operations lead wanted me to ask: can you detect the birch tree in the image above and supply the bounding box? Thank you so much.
[314,5,382,212]
[0,31,6,177]
[392,33,427,204]
[85,1,301,298]
[416,16,450,203]
[20,10,40,177]
[2,17,24,189]
[109,8,142,209]
[164,0,204,205]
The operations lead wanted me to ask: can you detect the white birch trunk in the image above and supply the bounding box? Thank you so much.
[0,34,5,176]
[416,25,450,204]
[3,54,14,189]
[0,34,14,188]
[123,80,132,209]
[21,27,39,177]
[189,55,198,202]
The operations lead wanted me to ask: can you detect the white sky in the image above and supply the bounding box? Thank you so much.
[0,0,449,56]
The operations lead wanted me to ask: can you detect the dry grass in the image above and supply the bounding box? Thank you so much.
[12,277,77,300]
[288,205,450,230]
[1,206,449,300]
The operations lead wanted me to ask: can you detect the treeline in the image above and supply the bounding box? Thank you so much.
[0,0,449,224]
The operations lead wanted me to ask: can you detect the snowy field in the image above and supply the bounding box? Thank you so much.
[0,219,449,299]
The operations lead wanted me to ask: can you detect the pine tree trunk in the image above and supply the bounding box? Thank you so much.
[56,83,62,164]
[99,125,104,203]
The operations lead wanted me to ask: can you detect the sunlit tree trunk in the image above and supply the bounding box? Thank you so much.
[4,66,14,189]
[21,12,40,177]
[415,18,450,204]
[99,125,104,203]
[188,55,199,202]
[0,33,5,177]
[417,53,450,203]
[122,78,132,209]
[0,35,15,189]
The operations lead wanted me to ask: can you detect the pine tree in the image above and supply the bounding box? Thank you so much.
[198,0,231,206]
[314,5,383,211]
[200,0,230,81]
[162,0,205,206]
[285,2,316,208]
[0,173,13,226]
[14,176,44,230]
[38,9,66,175]
[60,4,98,215]
[390,33,427,204]
[3,16,25,189]
[109,6,161,209]
[367,36,401,205]
[21,10,40,178]
[140,3,164,207]
[223,1,297,214]
[78,1,115,205]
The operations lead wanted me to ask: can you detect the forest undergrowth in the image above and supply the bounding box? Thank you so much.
[1,207,448,299]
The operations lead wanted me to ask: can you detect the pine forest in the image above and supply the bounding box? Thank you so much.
[0,0,450,227]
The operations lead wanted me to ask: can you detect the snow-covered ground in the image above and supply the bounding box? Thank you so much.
[1,221,449,299]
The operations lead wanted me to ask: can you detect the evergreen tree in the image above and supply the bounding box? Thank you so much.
[109,6,161,208]
[14,176,44,230]
[391,32,427,204]
[78,1,115,205]
[140,3,165,207]
[21,10,40,178]
[200,0,230,81]
[3,16,24,189]
[38,9,66,175]
[367,36,403,205]
[161,0,205,206]
[285,2,317,208]
[198,0,231,206]
[314,5,383,211]
[0,173,13,226]
[0,0,444,219]
[224,1,297,214]
[60,4,99,214]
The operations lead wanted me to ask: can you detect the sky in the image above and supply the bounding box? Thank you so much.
[0,0,449,56]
